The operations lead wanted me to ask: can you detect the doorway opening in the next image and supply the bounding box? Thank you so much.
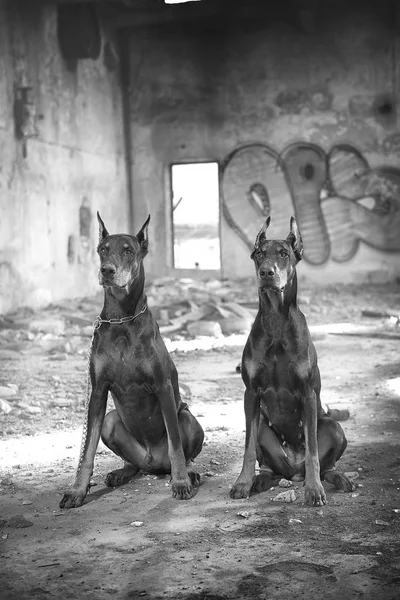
[171,162,220,270]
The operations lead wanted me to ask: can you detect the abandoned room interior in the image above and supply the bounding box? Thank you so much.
[1,1,400,599]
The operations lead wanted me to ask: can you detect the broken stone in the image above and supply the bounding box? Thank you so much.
[50,398,75,407]
[0,399,13,414]
[186,321,222,338]
[237,511,250,519]
[0,386,17,398]
[272,489,297,503]
[22,405,42,414]
[344,471,359,480]
[130,521,144,527]
[278,478,293,488]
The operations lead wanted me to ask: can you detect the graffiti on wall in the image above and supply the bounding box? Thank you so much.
[221,142,400,265]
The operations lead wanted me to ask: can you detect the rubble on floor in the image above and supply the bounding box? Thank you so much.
[0,277,399,423]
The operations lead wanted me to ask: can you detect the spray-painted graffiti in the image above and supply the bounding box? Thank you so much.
[221,142,400,265]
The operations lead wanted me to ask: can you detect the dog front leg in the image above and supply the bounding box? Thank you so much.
[303,388,326,506]
[157,380,194,500]
[230,388,260,499]
[60,386,108,509]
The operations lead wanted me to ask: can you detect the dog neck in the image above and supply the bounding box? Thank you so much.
[258,270,298,327]
[100,262,147,320]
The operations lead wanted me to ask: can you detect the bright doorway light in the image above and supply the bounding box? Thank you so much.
[171,162,220,270]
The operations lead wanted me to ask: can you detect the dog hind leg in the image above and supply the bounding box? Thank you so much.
[317,416,355,492]
[178,405,204,488]
[101,409,147,486]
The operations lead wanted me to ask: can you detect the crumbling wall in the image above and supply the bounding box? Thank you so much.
[0,1,128,313]
[128,0,400,284]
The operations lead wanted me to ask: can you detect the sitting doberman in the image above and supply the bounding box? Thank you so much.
[60,214,204,509]
[230,217,355,506]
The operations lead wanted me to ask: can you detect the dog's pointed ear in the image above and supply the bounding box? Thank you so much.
[137,214,151,253]
[97,212,109,243]
[251,216,271,258]
[286,217,303,261]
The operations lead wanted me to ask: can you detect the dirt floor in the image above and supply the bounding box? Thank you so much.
[1,282,400,600]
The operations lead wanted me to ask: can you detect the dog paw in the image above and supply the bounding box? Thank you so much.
[230,481,252,499]
[304,483,327,506]
[172,477,195,500]
[105,466,139,488]
[188,471,201,488]
[59,490,86,509]
[323,469,356,492]
[251,473,274,494]
[332,472,356,492]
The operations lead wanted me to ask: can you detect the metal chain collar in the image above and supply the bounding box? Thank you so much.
[93,303,148,329]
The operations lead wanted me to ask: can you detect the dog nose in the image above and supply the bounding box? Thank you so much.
[101,265,116,277]
[259,268,275,279]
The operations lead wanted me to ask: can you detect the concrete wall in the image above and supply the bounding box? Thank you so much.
[128,0,400,284]
[0,1,128,314]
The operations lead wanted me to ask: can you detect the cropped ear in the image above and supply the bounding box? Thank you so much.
[97,212,109,243]
[286,217,303,261]
[137,214,151,253]
[251,216,271,258]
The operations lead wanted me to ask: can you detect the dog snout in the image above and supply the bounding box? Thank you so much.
[259,266,275,280]
[100,264,116,277]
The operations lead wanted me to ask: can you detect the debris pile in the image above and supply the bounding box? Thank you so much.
[146,277,257,338]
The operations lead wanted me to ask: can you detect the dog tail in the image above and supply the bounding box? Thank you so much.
[325,405,350,422]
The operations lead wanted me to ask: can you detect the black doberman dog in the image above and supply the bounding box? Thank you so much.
[60,214,204,509]
[230,217,355,506]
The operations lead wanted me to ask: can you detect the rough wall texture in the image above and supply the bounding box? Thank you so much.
[128,0,400,284]
[0,1,128,313]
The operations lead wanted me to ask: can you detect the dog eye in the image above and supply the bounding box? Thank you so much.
[280,250,288,258]
[124,248,133,255]
[100,248,107,256]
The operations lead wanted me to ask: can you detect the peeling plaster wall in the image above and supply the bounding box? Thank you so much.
[128,0,400,284]
[0,2,128,313]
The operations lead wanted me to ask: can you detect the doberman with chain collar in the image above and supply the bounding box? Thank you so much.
[60,214,204,509]
[230,217,355,506]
